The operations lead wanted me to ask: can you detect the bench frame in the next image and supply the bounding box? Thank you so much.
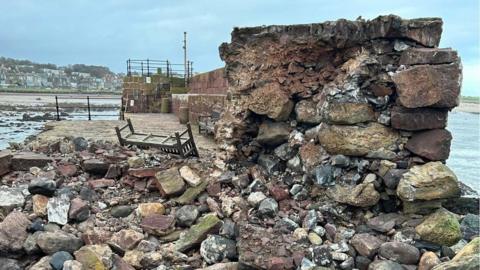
[198,110,221,135]
[115,119,199,157]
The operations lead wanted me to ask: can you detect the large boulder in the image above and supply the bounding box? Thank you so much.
[322,102,375,124]
[397,162,460,202]
[0,211,31,254]
[390,106,448,131]
[415,208,462,246]
[256,121,291,146]
[318,123,399,156]
[391,63,461,108]
[245,83,293,121]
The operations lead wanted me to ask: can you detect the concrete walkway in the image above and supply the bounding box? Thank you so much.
[38,113,217,154]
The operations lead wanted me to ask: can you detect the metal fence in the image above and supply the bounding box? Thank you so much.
[126,59,193,79]
[51,95,122,121]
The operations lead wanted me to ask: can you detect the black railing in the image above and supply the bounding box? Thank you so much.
[50,95,122,121]
[126,59,193,79]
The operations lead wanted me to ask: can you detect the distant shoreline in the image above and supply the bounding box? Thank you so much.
[454,102,480,114]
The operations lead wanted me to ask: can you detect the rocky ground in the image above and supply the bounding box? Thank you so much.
[0,135,478,270]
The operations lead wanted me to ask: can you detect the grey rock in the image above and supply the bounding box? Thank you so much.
[277,218,299,232]
[37,231,83,254]
[367,213,399,233]
[200,235,237,264]
[72,137,88,151]
[256,121,291,146]
[258,198,278,217]
[175,205,199,227]
[351,233,384,258]
[461,214,480,240]
[0,211,31,254]
[257,154,284,175]
[332,155,349,168]
[0,187,25,211]
[355,256,372,270]
[378,242,420,265]
[24,231,43,254]
[313,226,326,237]
[219,219,238,239]
[0,258,22,270]
[311,245,332,266]
[274,143,296,161]
[287,156,302,172]
[303,210,317,230]
[50,251,73,270]
[314,165,334,187]
[82,159,109,175]
[47,194,70,225]
[28,178,57,196]
[290,184,303,195]
[63,260,83,270]
[382,169,407,189]
[110,205,134,218]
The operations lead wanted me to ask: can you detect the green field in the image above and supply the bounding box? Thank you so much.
[461,96,480,104]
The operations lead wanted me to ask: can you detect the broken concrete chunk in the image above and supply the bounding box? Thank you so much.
[11,152,52,171]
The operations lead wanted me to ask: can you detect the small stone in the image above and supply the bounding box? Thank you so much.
[308,232,323,245]
[127,156,144,168]
[28,178,57,196]
[274,143,296,161]
[350,233,383,258]
[290,184,303,195]
[293,228,309,242]
[29,256,52,270]
[330,182,380,207]
[415,208,462,246]
[313,226,326,237]
[140,214,175,236]
[200,235,237,264]
[303,210,317,230]
[47,194,70,225]
[104,164,122,179]
[87,178,115,189]
[367,213,398,233]
[175,214,222,252]
[368,260,403,270]
[112,254,135,270]
[137,203,165,218]
[31,194,49,217]
[74,244,113,270]
[332,155,349,168]
[247,192,267,207]
[82,159,110,175]
[314,165,334,187]
[378,242,420,265]
[109,229,144,252]
[179,166,202,187]
[37,231,83,254]
[68,198,89,222]
[0,187,25,212]
[295,99,321,124]
[257,154,284,174]
[154,167,185,196]
[63,260,83,270]
[418,251,441,270]
[0,258,21,270]
[72,137,88,151]
[0,211,31,254]
[331,252,349,261]
[50,251,73,270]
[175,205,199,227]
[258,198,278,217]
[122,250,144,269]
[311,245,332,266]
[110,205,134,218]
[57,164,78,177]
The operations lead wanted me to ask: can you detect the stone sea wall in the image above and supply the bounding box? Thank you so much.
[217,15,463,216]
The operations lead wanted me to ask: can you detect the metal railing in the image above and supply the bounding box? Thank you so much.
[51,95,121,121]
[126,59,193,79]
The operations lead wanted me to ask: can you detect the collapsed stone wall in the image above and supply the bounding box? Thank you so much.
[216,15,463,214]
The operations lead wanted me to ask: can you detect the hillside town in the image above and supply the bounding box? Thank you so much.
[0,57,123,91]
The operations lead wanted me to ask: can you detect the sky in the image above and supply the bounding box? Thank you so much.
[0,0,478,96]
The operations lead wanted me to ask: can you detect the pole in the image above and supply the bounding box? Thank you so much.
[147,59,150,76]
[55,96,60,121]
[183,31,187,86]
[87,96,91,120]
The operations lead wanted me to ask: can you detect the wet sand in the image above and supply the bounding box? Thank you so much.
[454,102,480,114]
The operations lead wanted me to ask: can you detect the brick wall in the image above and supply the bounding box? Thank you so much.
[188,68,228,95]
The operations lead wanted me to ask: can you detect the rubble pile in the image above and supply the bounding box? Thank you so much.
[0,15,478,270]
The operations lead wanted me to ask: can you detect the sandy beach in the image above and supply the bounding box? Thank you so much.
[454,102,480,113]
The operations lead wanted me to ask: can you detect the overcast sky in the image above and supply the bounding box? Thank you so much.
[0,0,478,95]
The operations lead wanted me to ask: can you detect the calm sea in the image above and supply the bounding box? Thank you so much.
[447,111,480,192]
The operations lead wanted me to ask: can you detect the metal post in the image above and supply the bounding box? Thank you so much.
[183,31,187,86]
[87,96,91,120]
[141,62,144,76]
[147,59,150,76]
[127,59,131,75]
[166,60,170,78]
[120,97,124,120]
[55,96,60,121]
